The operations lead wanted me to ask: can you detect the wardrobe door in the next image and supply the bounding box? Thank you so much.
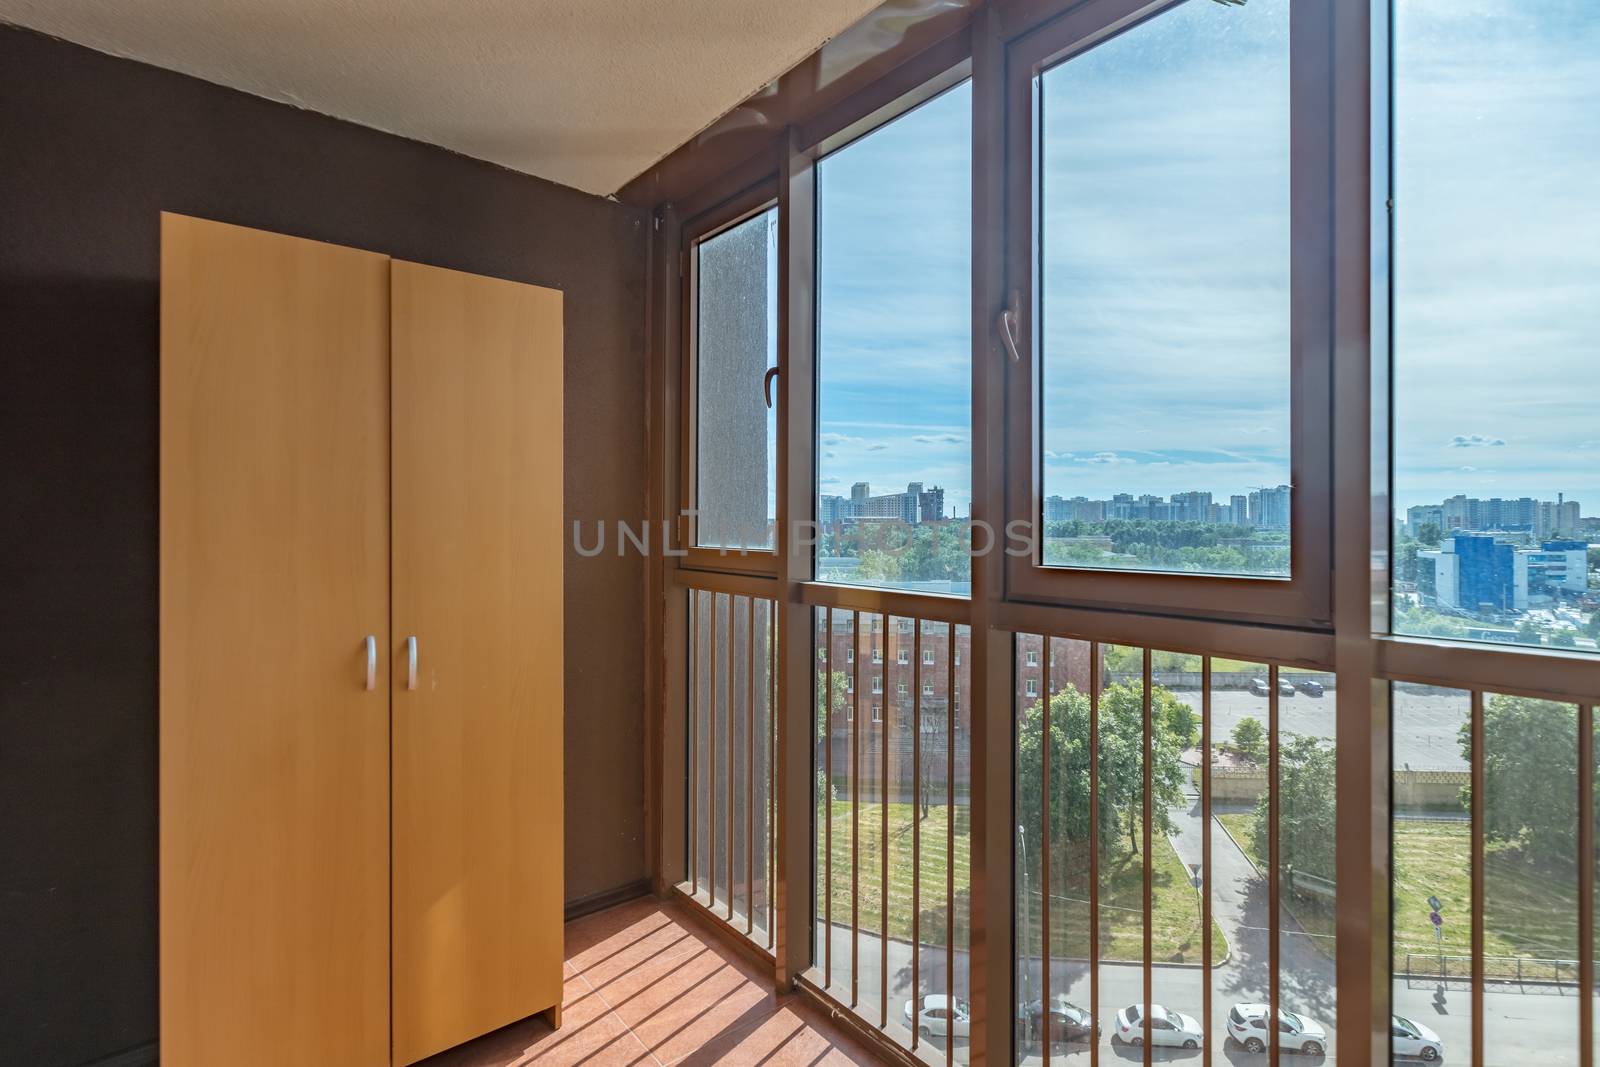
[160,214,391,1067]
[390,260,564,1065]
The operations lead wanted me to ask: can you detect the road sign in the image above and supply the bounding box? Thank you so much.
[1429,910,1443,928]
[1427,895,1443,912]
[1190,863,1202,889]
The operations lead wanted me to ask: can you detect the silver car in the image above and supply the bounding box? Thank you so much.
[1114,1003,1203,1049]
[1227,1003,1328,1056]
[1391,1015,1443,1061]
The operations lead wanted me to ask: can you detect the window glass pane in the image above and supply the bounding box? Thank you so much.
[1276,667,1336,1065]
[1038,0,1291,578]
[1211,659,1271,1067]
[696,208,777,549]
[816,82,972,594]
[1482,695,1578,1067]
[1096,647,1146,1049]
[1392,3,1600,649]
[1390,683,1470,1067]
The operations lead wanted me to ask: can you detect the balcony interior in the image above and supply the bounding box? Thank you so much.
[2,1,1597,1067]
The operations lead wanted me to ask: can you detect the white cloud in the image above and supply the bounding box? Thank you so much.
[1449,434,1506,448]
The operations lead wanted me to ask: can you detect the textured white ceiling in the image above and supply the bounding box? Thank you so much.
[0,0,883,195]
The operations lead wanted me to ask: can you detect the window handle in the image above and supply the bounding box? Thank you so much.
[997,291,1023,363]
[405,635,418,691]
[364,635,377,691]
[763,366,780,409]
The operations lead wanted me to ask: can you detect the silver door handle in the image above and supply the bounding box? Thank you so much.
[364,635,377,691]
[405,635,418,691]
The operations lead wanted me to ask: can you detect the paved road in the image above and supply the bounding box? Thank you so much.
[1165,688,1469,773]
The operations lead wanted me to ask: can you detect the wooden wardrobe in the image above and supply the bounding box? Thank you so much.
[159,213,564,1067]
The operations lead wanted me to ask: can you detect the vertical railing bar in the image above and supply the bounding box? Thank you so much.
[1089,641,1101,1067]
[912,621,922,1054]
[728,594,736,923]
[1580,701,1594,1067]
[1201,656,1213,1067]
[747,595,756,936]
[710,592,719,910]
[690,590,699,897]
[853,610,862,1009]
[1268,664,1280,1067]
[881,612,891,1028]
[1142,647,1153,1066]
[1042,634,1053,1067]
[947,622,956,1067]
[1471,688,1484,1067]
[825,608,834,989]
[769,598,778,950]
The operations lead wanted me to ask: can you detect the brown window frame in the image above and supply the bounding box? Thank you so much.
[805,59,975,601]
[678,177,783,577]
[999,0,1334,629]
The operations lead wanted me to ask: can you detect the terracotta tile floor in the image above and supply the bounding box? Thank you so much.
[416,896,884,1066]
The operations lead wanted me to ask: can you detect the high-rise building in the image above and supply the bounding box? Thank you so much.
[838,482,948,526]
[1170,490,1212,522]
[1405,504,1444,537]
[818,494,847,527]
[1230,495,1250,526]
[1408,493,1581,538]
[1249,485,1292,532]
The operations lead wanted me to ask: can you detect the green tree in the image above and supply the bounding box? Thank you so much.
[1516,618,1544,645]
[1458,695,1579,867]
[1395,539,1420,584]
[1416,522,1443,546]
[855,550,901,582]
[1231,716,1267,764]
[1251,733,1336,882]
[816,668,850,802]
[1550,630,1578,648]
[1015,681,1189,858]
[897,522,970,583]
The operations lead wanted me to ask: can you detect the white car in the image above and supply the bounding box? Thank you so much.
[904,994,970,1040]
[1227,1003,1329,1055]
[1113,1003,1204,1049]
[1391,1015,1443,1061]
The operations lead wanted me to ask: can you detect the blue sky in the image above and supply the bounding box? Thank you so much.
[1392,0,1600,512]
[818,81,973,518]
[813,0,1598,521]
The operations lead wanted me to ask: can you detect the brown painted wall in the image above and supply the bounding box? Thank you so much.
[0,24,649,1066]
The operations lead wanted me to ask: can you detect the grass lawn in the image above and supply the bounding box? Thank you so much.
[1019,834,1229,966]
[1220,814,1585,980]
[817,799,1226,964]
[818,798,971,947]
[1391,818,1582,981]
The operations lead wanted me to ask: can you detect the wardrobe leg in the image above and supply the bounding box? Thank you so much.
[540,1002,562,1031]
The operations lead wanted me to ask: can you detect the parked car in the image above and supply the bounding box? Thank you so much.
[1297,679,1325,697]
[1391,1015,1443,1061]
[1113,1003,1203,1049]
[1278,676,1297,697]
[1249,678,1272,697]
[1227,1003,1328,1055]
[1022,995,1096,1048]
[905,994,970,1040]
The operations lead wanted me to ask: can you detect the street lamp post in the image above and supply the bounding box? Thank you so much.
[1020,825,1031,1046]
